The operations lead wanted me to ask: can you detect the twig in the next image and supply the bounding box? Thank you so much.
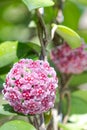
[36,9,48,61]
[36,9,47,42]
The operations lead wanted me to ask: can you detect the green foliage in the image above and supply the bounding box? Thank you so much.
[22,0,54,11]
[69,0,87,5]
[78,30,87,43]
[0,41,40,68]
[70,72,87,87]
[70,90,87,114]
[0,41,18,68]
[62,90,87,116]
[52,24,81,48]
[63,1,81,30]
[0,120,36,130]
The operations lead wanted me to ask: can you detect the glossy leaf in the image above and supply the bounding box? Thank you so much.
[0,41,18,68]
[22,0,54,11]
[70,90,87,114]
[0,120,36,130]
[0,41,29,68]
[52,24,81,49]
[0,41,40,68]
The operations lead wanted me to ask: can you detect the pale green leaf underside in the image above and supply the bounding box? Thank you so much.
[22,0,54,11]
[52,24,81,49]
[0,120,36,130]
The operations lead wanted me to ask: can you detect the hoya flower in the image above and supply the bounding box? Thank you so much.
[2,59,58,115]
[51,42,87,74]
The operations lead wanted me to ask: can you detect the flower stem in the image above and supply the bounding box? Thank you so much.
[36,9,48,61]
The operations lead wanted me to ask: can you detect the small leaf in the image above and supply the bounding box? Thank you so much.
[22,0,54,11]
[52,24,81,49]
[44,111,52,124]
[0,120,36,130]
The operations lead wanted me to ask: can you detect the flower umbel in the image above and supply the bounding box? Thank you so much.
[2,59,58,115]
[51,42,87,74]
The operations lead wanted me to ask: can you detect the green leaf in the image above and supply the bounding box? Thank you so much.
[69,0,87,6]
[44,7,58,24]
[78,30,87,43]
[62,90,87,116]
[69,72,87,87]
[0,75,6,89]
[22,0,54,11]
[0,41,18,68]
[0,41,40,68]
[0,120,36,130]
[70,90,87,114]
[52,24,81,49]
[27,42,41,53]
[44,111,52,124]
[0,41,30,68]
[63,1,81,30]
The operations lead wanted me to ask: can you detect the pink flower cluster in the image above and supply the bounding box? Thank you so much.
[3,59,58,115]
[51,42,87,74]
